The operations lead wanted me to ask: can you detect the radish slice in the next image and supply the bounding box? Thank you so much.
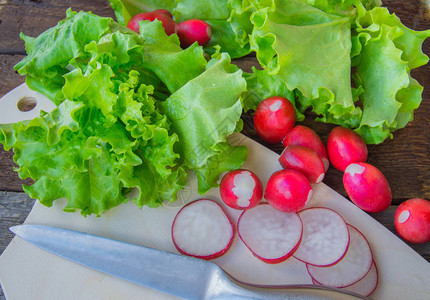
[238,204,303,264]
[171,199,234,260]
[294,208,349,266]
[343,261,378,296]
[307,224,373,288]
[312,261,379,297]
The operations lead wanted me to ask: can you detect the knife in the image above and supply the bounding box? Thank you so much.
[10,224,368,300]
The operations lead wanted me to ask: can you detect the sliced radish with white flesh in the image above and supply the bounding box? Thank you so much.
[307,224,373,288]
[238,204,303,264]
[294,208,349,266]
[312,261,379,297]
[343,261,378,297]
[278,145,325,184]
[171,199,234,260]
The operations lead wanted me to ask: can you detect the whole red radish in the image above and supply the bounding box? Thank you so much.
[127,12,177,35]
[152,9,173,18]
[264,169,313,213]
[253,96,296,144]
[171,199,234,260]
[343,162,392,212]
[282,125,329,171]
[394,198,430,244]
[219,169,263,210]
[327,126,368,172]
[177,19,212,48]
[278,145,325,184]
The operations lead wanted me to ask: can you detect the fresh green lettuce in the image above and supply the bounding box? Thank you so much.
[1,10,246,216]
[109,0,429,144]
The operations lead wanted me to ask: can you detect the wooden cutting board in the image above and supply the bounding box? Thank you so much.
[0,84,429,299]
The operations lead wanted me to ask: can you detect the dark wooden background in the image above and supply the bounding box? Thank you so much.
[0,0,429,298]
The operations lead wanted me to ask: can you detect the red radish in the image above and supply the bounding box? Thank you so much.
[282,125,329,171]
[177,19,212,48]
[171,199,234,260]
[312,261,379,297]
[152,9,173,18]
[278,145,325,184]
[394,198,430,244]
[264,169,313,213]
[219,169,263,210]
[237,204,303,264]
[326,126,368,172]
[253,96,296,144]
[307,224,373,288]
[343,162,392,213]
[127,12,177,35]
[294,208,350,266]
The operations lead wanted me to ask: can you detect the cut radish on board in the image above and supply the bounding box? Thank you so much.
[312,261,378,297]
[293,207,349,266]
[307,224,373,288]
[343,260,378,296]
[238,204,303,264]
[171,199,234,260]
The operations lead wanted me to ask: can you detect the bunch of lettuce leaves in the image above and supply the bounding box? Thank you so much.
[110,0,430,144]
[0,9,247,216]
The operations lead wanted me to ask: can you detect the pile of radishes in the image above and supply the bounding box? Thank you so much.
[253,96,430,244]
[170,95,430,297]
[127,9,212,48]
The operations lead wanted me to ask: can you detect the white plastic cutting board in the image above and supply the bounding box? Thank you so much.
[0,83,429,300]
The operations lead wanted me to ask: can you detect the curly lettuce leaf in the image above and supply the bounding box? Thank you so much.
[4,11,246,215]
[351,6,430,143]
[160,53,247,193]
[250,0,362,127]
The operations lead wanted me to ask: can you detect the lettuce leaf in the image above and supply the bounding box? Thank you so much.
[160,53,247,193]
[1,10,246,215]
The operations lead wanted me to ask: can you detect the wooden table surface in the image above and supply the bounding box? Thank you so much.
[0,0,429,298]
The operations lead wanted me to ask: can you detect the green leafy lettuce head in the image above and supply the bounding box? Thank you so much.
[3,9,247,216]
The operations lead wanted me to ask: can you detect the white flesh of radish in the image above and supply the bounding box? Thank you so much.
[238,205,302,261]
[312,261,378,297]
[307,225,373,287]
[172,200,233,257]
[232,171,256,207]
[342,261,378,296]
[294,208,349,266]
[269,100,282,111]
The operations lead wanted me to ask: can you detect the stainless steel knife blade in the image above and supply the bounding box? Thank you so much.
[10,224,368,300]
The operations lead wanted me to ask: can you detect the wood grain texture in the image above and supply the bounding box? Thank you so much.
[0,0,115,53]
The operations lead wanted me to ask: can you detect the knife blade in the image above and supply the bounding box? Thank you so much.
[10,224,368,300]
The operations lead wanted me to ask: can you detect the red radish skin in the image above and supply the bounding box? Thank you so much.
[307,224,373,288]
[219,169,263,210]
[264,169,313,213]
[238,204,303,264]
[171,199,234,260]
[152,9,173,18]
[177,19,212,48]
[282,125,329,171]
[278,145,325,184]
[327,126,368,172]
[253,96,296,144]
[127,12,177,35]
[294,208,350,267]
[343,162,392,213]
[394,198,430,244]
